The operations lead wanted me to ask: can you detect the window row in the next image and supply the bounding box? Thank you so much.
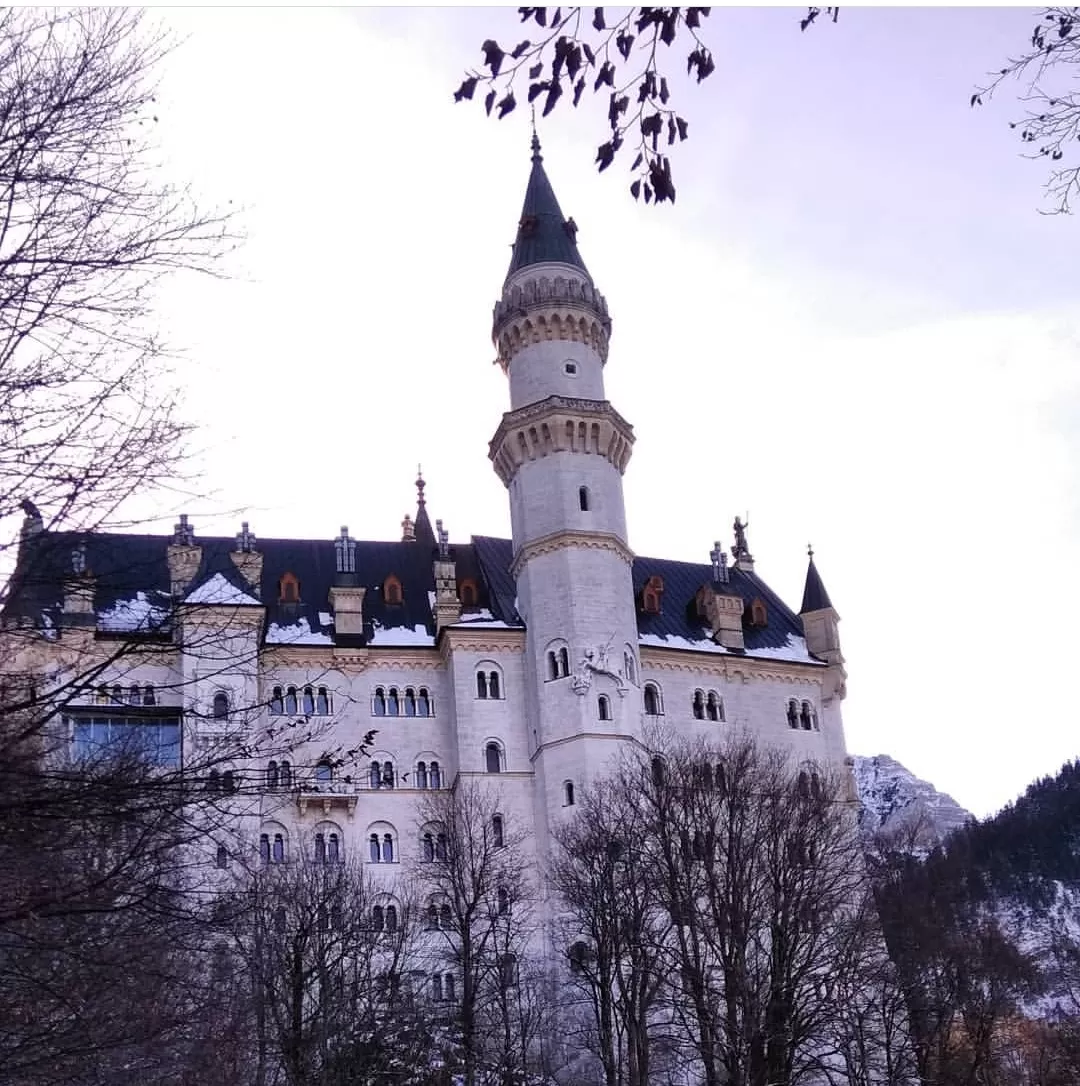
[475,670,502,699]
[373,686,433,717]
[95,684,157,707]
[787,699,818,731]
[692,689,725,722]
[270,685,332,716]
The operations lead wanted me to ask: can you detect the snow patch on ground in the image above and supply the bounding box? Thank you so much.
[368,622,435,647]
[266,617,334,645]
[99,591,171,633]
[184,573,261,607]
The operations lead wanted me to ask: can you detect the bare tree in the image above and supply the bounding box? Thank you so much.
[550,772,671,1086]
[414,778,539,1086]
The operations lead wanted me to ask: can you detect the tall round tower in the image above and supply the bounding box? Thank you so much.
[488,137,640,847]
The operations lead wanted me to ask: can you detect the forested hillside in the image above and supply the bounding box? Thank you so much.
[864,758,1080,1085]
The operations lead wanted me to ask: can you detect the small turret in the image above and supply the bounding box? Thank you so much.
[230,521,263,597]
[62,543,95,627]
[800,545,846,701]
[329,525,365,637]
[432,519,461,632]
[167,514,201,597]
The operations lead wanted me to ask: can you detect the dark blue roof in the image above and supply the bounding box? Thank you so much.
[7,530,817,660]
[800,556,833,613]
[505,137,590,281]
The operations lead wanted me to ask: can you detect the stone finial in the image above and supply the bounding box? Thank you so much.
[236,521,256,553]
[173,513,195,546]
[19,499,43,540]
[401,514,415,542]
[436,519,449,560]
[709,542,729,585]
[334,526,356,575]
[415,465,426,508]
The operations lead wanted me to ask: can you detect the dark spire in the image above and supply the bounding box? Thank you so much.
[505,134,590,281]
[800,545,834,613]
[412,465,436,551]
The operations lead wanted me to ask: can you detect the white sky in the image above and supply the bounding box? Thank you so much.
[144,7,1080,819]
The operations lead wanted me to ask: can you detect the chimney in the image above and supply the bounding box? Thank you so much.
[432,519,461,632]
[229,521,263,597]
[62,544,96,627]
[401,514,415,542]
[167,514,202,597]
[329,525,365,636]
[696,583,745,651]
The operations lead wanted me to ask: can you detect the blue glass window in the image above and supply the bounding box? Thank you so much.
[70,715,181,767]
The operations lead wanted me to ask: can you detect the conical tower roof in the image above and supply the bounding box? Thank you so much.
[412,468,436,552]
[505,134,590,281]
[800,550,834,613]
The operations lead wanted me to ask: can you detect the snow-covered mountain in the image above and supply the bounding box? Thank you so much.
[852,754,973,847]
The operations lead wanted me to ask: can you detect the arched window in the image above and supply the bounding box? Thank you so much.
[315,760,333,785]
[445,973,456,1001]
[810,772,823,801]
[370,761,382,790]
[207,769,221,793]
[382,834,394,863]
[418,688,431,716]
[459,579,478,607]
[569,941,588,974]
[213,692,230,720]
[270,686,284,715]
[416,761,428,790]
[787,700,800,729]
[749,598,768,627]
[373,687,386,716]
[272,833,285,863]
[692,690,705,720]
[285,686,298,715]
[492,814,504,848]
[330,904,342,931]
[430,761,441,789]
[302,686,315,714]
[422,832,435,862]
[426,901,438,929]
[128,684,140,706]
[497,887,510,915]
[384,575,403,606]
[642,575,664,615]
[436,832,448,861]
[328,833,341,863]
[279,572,300,603]
[267,761,279,789]
[382,761,394,789]
[499,953,519,989]
[315,832,327,864]
[797,771,810,799]
[579,485,590,511]
[440,902,451,928]
[216,844,228,869]
[373,905,385,931]
[369,834,381,862]
[222,770,237,794]
[597,694,611,721]
[488,670,501,699]
[485,742,502,774]
[476,671,489,699]
[623,651,636,684]
[404,688,417,716]
[651,757,665,788]
[387,688,400,716]
[706,691,722,722]
[316,686,330,714]
[386,904,397,932]
[715,764,727,798]
[143,685,156,706]
[643,683,661,716]
[564,780,575,806]
[801,701,815,731]
[432,974,444,1001]
[259,833,270,865]
[280,760,292,789]
[558,647,569,676]
[548,652,559,681]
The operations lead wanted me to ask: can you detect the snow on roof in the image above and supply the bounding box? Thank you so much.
[368,622,435,647]
[745,634,819,664]
[266,617,334,645]
[99,591,171,633]
[184,573,261,607]
[639,630,823,664]
[452,609,515,629]
[640,631,728,654]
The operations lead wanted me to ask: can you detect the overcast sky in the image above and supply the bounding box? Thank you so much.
[147,7,1079,819]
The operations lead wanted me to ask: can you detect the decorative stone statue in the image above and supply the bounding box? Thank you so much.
[570,642,628,697]
[733,515,750,559]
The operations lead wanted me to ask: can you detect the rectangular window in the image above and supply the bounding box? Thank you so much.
[68,714,181,767]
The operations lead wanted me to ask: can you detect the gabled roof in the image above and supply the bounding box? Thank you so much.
[505,136,590,281]
[800,556,833,614]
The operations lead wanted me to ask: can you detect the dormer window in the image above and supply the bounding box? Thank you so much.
[748,598,768,628]
[459,579,478,608]
[384,575,403,606]
[279,572,300,604]
[518,213,538,237]
[642,575,664,616]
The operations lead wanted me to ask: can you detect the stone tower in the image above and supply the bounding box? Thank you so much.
[489,137,640,855]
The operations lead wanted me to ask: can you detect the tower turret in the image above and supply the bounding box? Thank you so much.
[800,546,847,703]
[489,139,641,842]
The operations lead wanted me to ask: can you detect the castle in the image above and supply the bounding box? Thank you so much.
[5,137,851,899]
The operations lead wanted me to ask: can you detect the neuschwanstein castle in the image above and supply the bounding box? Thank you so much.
[5,138,851,878]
